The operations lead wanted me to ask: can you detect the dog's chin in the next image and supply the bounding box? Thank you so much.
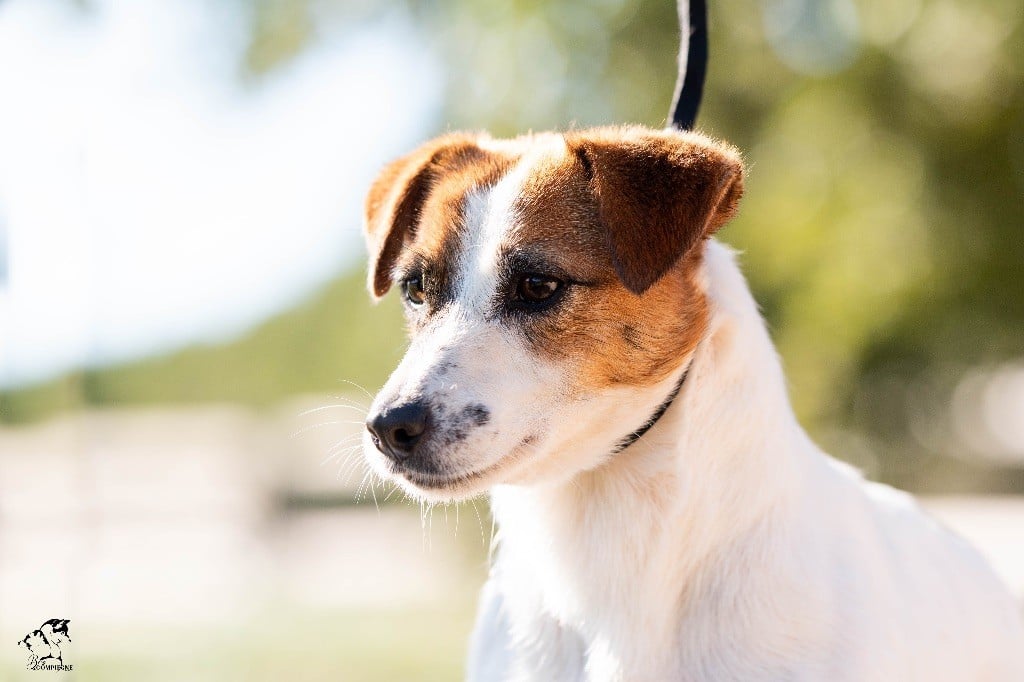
[396,460,508,502]
[361,435,523,503]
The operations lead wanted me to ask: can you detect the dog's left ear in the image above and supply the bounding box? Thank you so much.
[363,133,482,299]
[567,128,744,295]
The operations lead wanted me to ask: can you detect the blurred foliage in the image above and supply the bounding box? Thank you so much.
[5,0,1024,491]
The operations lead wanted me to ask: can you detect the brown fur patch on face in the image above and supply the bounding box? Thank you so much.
[572,245,710,389]
[507,237,710,391]
[509,143,612,284]
[503,127,743,391]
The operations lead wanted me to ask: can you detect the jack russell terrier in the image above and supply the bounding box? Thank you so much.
[360,126,1024,681]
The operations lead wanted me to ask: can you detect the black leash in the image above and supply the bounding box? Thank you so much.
[611,0,708,454]
[668,0,708,131]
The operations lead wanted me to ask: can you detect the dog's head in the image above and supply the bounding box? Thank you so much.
[361,126,743,501]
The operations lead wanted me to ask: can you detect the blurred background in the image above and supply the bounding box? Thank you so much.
[0,0,1022,678]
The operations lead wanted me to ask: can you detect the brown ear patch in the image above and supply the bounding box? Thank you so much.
[565,127,743,295]
[364,134,510,298]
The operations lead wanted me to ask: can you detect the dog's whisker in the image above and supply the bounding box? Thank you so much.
[290,420,367,439]
[327,436,364,450]
[326,443,363,460]
[297,403,369,418]
[355,469,374,503]
[325,436,364,455]
[321,440,363,466]
[341,456,369,487]
[337,379,375,402]
[336,453,365,482]
[353,471,365,502]
[325,447,362,471]
[332,443,363,460]
[426,502,436,552]
[419,500,428,552]
[369,474,381,513]
[471,498,487,549]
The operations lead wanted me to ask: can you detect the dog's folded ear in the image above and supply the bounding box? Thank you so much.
[363,134,483,298]
[566,128,744,295]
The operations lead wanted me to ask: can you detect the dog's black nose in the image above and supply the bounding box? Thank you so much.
[367,400,431,461]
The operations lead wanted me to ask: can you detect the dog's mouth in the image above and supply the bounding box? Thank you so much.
[402,464,493,491]
[388,454,510,493]
[376,437,535,498]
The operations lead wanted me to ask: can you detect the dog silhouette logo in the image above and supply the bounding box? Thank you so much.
[18,619,72,671]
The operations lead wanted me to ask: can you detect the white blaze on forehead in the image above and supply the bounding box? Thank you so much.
[457,135,566,311]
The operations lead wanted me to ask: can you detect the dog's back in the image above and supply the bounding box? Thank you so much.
[779,458,1024,681]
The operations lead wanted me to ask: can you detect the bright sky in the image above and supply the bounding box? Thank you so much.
[0,0,441,388]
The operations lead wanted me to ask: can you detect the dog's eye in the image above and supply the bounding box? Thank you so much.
[514,274,562,304]
[402,276,426,306]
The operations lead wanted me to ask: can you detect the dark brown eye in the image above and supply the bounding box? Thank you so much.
[514,274,562,304]
[402,276,426,306]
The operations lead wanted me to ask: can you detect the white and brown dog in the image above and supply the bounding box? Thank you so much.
[361,126,1024,681]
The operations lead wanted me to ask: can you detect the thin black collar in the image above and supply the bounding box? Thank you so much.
[609,363,691,455]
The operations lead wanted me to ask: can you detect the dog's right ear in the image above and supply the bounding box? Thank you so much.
[363,134,481,299]
[566,127,744,295]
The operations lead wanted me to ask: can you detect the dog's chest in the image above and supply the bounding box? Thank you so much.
[492,492,689,679]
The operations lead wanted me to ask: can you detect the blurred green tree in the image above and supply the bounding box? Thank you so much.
[4,0,1023,492]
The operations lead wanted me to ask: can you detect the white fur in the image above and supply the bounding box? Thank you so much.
[465,241,1024,681]
[458,143,536,306]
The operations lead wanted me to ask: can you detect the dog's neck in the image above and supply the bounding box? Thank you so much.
[489,240,818,674]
